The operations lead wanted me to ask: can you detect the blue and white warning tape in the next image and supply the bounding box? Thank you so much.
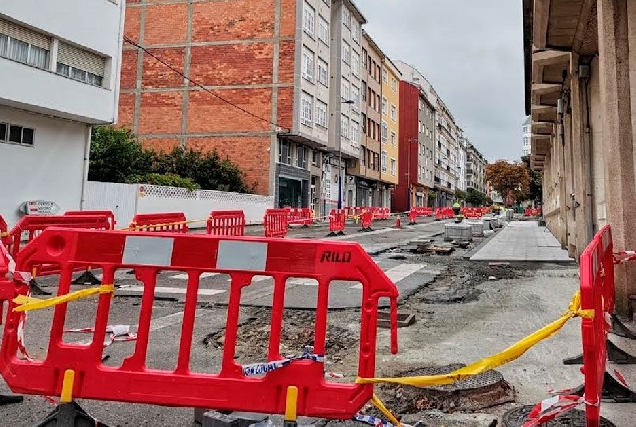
[242,349,325,377]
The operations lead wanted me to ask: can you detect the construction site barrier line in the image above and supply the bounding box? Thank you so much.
[121,218,206,231]
[356,292,594,388]
[12,285,115,312]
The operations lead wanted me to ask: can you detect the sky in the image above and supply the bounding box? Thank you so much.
[359,0,526,162]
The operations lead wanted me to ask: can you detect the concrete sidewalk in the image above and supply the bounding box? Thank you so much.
[469,220,574,263]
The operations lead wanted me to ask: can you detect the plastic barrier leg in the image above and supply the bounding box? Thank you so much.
[564,339,636,365]
[567,371,636,403]
[36,402,108,427]
[29,277,52,296]
[72,268,101,286]
[0,394,24,406]
[611,314,636,340]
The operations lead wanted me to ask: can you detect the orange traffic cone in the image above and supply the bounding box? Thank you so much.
[394,216,402,229]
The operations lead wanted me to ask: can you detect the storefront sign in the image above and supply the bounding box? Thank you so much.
[20,200,61,215]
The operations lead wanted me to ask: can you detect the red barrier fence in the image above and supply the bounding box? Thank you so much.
[264,209,288,238]
[579,225,614,427]
[3,214,112,280]
[434,208,454,220]
[286,208,314,227]
[0,241,11,325]
[461,208,483,219]
[0,215,8,245]
[328,209,346,236]
[0,229,399,419]
[65,210,116,229]
[360,211,373,231]
[207,210,246,236]
[129,212,188,233]
[524,208,542,217]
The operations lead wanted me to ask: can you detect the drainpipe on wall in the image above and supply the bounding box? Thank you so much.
[79,125,92,210]
[580,61,595,243]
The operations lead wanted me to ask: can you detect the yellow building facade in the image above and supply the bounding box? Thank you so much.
[381,59,400,188]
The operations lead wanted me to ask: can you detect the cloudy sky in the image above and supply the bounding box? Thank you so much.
[359,0,526,162]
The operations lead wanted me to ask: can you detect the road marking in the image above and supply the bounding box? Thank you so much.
[117,285,226,296]
[350,263,427,289]
[72,309,215,345]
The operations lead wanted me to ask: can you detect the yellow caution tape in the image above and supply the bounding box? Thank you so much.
[119,218,206,231]
[372,393,401,426]
[357,292,593,388]
[13,285,115,312]
[0,231,8,237]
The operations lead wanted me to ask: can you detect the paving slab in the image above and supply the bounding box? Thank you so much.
[469,221,574,263]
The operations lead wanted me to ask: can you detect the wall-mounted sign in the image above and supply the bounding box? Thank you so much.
[20,200,61,215]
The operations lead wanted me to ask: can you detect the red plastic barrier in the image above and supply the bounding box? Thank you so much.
[408,208,418,224]
[0,215,7,246]
[0,241,11,326]
[360,211,373,231]
[0,229,399,419]
[579,225,614,427]
[328,209,346,235]
[129,212,188,233]
[286,208,314,227]
[264,209,288,238]
[207,210,246,236]
[3,214,112,278]
[65,210,116,229]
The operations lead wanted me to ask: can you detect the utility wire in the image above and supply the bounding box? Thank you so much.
[123,36,290,132]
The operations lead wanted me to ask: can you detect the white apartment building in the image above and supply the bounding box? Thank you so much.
[0,0,125,226]
[522,116,531,156]
[328,0,365,209]
[457,133,467,192]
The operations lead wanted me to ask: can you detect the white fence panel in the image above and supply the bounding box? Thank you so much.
[82,183,271,228]
[83,181,138,227]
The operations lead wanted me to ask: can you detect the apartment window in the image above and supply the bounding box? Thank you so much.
[342,41,350,65]
[279,140,292,164]
[312,150,319,166]
[381,151,387,172]
[303,2,315,37]
[362,49,368,68]
[301,46,314,82]
[391,77,397,92]
[381,97,387,115]
[350,121,359,146]
[390,131,396,146]
[351,51,360,76]
[300,92,313,126]
[352,21,360,44]
[381,121,388,143]
[341,115,349,139]
[382,68,388,83]
[0,20,51,71]
[57,42,106,87]
[390,104,397,122]
[342,7,351,28]
[351,85,360,111]
[361,81,367,101]
[296,145,308,169]
[341,78,350,102]
[318,15,329,45]
[315,99,327,128]
[317,57,328,86]
[361,113,367,133]
[325,178,331,200]
[376,94,381,112]
[0,122,34,146]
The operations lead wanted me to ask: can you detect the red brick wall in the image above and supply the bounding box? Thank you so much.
[119,0,297,196]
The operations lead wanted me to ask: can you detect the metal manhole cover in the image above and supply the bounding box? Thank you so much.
[384,364,515,414]
[404,364,505,392]
[502,405,616,427]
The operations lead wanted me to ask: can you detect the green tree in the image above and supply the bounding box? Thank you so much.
[89,126,254,193]
[465,188,487,206]
[454,189,467,201]
[88,126,153,183]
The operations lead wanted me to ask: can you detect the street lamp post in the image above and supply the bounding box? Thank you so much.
[338,99,355,210]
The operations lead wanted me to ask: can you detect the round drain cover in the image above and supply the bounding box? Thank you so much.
[502,405,616,427]
[386,364,514,414]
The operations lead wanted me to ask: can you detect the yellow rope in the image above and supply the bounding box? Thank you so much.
[13,285,115,312]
